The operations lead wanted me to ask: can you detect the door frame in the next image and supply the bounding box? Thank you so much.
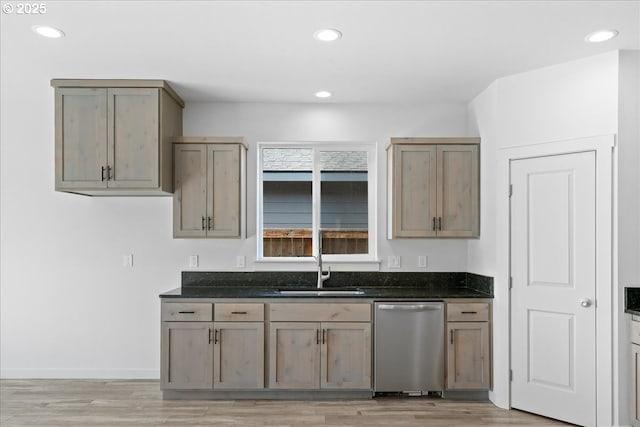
[493,135,614,425]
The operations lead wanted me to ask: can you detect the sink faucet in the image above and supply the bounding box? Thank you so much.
[316,230,330,288]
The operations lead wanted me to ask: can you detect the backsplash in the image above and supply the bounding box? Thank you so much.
[182,271,493,296]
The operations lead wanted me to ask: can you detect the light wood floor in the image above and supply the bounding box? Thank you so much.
[1,380,573,426]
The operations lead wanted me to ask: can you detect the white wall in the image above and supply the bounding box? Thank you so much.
[0,85,469,377]
[468,50,627,423]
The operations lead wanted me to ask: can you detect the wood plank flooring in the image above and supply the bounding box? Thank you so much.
[1,380,573,426]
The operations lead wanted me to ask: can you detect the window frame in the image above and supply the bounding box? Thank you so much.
[257,141,377,263]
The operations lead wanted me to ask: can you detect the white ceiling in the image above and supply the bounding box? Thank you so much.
[2,1,639,104]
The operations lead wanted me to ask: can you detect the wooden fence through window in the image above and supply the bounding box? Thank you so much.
[263,229,368,257]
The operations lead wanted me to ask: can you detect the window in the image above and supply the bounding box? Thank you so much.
[258,143,376,261]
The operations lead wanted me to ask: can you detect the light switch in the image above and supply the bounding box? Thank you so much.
[418,255,428,268]
[123,254,133,268]
[388,255,401,268]
[189,255,199,268]
[236,255,246,268]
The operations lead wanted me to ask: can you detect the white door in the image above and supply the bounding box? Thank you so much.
[510,151,596,426]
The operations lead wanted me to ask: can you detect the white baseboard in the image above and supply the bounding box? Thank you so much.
[0,369,159,379]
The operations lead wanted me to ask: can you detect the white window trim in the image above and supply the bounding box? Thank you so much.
[257,141,378,263]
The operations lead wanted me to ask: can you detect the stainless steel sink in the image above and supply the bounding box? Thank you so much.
[277,289,364,296]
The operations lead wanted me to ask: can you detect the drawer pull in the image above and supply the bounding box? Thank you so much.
[461,311,478,314]
[214,329,219,344]
[231,311,247,315]
[178,311,195,314]
[208,328,212,344]
[450,329,454,344]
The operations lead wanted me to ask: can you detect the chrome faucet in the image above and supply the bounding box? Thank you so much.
[316,230,330,288]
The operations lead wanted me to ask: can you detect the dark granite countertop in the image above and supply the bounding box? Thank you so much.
[626,287,640,315]
[160,271,493,299]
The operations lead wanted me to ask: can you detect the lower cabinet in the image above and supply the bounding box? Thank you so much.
[446,302,491,390]
[161,302,264,391]
[161,321,214,389]
[269,322,371,390]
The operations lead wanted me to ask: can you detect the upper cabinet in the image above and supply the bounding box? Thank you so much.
[173,137,247,238]
[388,137,480,238]
[52,79,184,196]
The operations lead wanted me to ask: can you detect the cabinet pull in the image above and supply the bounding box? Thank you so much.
[322,329,326,345]
[432,217,436,231]
[207,217,212,230]
[178,311,195,314]
[214,329,219,344]
[231,311,247,315]
[438,217,442,231]
[107,165,112,181]
[316,329,320,345]
[101,166,106,181]
[450,329,454,345]
[461,311,478,314]
[201,217,206,230]
[208,329,212,344]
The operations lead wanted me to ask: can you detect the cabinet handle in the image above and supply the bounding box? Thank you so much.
[231,311,247,315]
[107,165,112,181]
[461,311,478,314]
[209,329,212,344]
[178,311,195,314]
[207,217,212,230]
[201,217,206,230]
[322,329,326,345]
[316,329,320,345]
[214,329,219,344]
[438,217,442,231]
[432,217,436,231]
[450,329,454,345]
[101,166,106,181]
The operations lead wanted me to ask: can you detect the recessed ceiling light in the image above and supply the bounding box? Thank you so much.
[315,91,332,98]
[32,25,65,38]
[585,29,618,43]
[313,29,342,42]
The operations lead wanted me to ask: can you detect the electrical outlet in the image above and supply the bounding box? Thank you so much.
[189,255,199,268]
[418,255,428,268]
[388,255,401,268]
[123,254,133,268]
[236,255,246,268]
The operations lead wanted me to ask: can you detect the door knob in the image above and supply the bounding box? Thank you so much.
[580,298,592,308]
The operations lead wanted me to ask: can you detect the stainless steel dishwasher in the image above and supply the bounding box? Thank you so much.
[374,301,444,394]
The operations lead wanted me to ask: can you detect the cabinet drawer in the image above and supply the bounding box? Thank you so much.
[270,303,371,322]
[447,303,489,322]
[162,303,212,321]
[215,303,264,321]
[632,319,640,345]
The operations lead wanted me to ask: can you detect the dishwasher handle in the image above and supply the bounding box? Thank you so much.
[376,303,442,311]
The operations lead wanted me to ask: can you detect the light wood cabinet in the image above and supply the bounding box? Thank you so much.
[52,79,183,196]
[214,322,264,389]
[161,302,264,391]
[173,138,247,238]
[269,303,372,390]
[388,138,479,238]
[161,321,214,390]
[446,301,491,390]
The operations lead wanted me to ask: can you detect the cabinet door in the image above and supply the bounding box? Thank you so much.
[173,144,208,238]
[633,344,640,426]
[437,145,479,237]
[446,322,490,390]
[393,144,438,237]
[55,88,108,190]
[269,322,320,389]
[206,144,241,237]
[107,88,159,189]
[161,322,213,390]
[321,322,371,389]
[214,322,264,389]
